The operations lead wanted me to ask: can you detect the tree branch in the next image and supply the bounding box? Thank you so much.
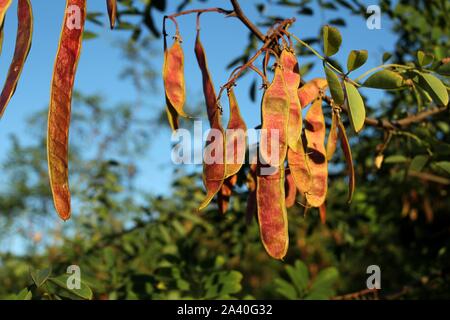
[323,94,448,131]
[230,0,266,42]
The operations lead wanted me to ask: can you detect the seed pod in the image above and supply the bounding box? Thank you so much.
[304,98,327,207]
[194,30,226,210]
[259,64,289,167]
[326,110,338,161]
[0,0,33,118]
[245,163,257,224]
[106,0,117,29]
[257,163,288,259]
[0,19,5,55]
[257,65,290,260]
[287,134,311,196]
[0,0,12,28]
[225,88,247,178]
[217,174,237,214]
[165,104,179,131]
[163,36,188,122]
[337,116,355,203]
[298,78,328,108]
[280,49,302,152]
[284,168,297,208]
[319,202,326,224]
[48,0,86,221]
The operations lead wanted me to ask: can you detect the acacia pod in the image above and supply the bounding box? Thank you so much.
[304,98,327,207]
[0,19,4,55]
[163,37,188,121]
[287,134,311,196]
[257,66,290,259]
[48,0,86,221]
[194,30,226,210]
[298,78,328,108]
[165,104,179,131]
[225,88,247,178]
[259,64,289,167]
[106,0,117,29]
[0,0,33,118]
[217,174,237,214]
[245,163,257,224]
[280,49,302,152]
[337,116,355,203]
[319,202,326,224]
[257,163,288,259]
[284,168,297,208]
[326,110,339,161]
[0,0,12,28]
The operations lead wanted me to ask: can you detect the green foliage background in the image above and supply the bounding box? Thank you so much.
[0,0,449,300]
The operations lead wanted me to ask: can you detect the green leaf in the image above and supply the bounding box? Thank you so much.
[204,271,243,299]
[30,268,52,288]
[344,81,365,133]
[347,50,368,72]
[285,260,309,295]
[417,51,434,67]
[434,161,450,175]
[82,31,98,40]
[274,278,298,299]
[384,155,408,163]
[309,267,338,297]
[382,52,392,63]
[48,275,93,300]
[322,25,342,56]
[324,66,344,105]
[16,288,32,300]
[363,69,404,89]
[409,155,429,172]
[416,72,449,106]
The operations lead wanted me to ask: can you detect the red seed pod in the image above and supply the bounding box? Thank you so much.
[284,168,297,208]
[106,0,117,29]
[304,98,327,207]
[194,30,226,211]
[257,64,290,260]
[217,174,238,214]
[280,49,302,152]
[48,0,86,220]
[326,110,339,161]
[0,0,12,28]
[225,88,247,178]
[319,202,326,224]
[337,116,355,203]
[287,134,311,196]
[257,163,288,259]
[163,36,188,122]
[259,64,290,167]
[0,0,33,118]
[246,163,257,224]
[298,78,328,108]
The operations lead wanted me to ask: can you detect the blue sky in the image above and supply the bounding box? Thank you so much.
[0,1,398,251]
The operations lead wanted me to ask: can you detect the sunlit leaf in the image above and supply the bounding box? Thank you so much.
[363,70,404,89]
[324,66,344,105]
[344,81,365,133]
[416,72,449,106]
[347,50,368,72]
[322,25,341,56]
[417,51,434,67]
